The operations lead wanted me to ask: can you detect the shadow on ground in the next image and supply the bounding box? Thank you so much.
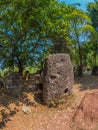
[75,75,98,91]
[0,74,42,129]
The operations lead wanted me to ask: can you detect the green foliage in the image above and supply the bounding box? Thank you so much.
[87,1,98,65]
[0,0,51,71]
[0,0,98,72]
[24,66,39,74]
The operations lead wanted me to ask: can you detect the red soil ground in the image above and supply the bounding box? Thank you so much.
[0,75,98,130]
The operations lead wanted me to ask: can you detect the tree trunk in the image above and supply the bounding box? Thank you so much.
[94,42,97,66]
[78,42,83,77]
[17,59,24,75]
[73,19,83,77]
[94,53,97,66]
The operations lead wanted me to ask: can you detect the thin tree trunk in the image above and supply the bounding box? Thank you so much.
[78,42,83,77]
[73,19,83,77]
[94,53,97,66]
[17,59,24,75]
[76,34,83,77]
[94,42,98,66]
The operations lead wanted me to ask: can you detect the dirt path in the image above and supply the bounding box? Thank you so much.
[0,75,98,130]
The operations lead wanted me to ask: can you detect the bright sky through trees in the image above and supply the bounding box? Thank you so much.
[59,0,94,10]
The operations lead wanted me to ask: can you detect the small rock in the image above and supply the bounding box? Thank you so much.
[22,105,31,114]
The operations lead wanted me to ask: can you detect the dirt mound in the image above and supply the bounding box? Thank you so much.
[72,90,98,130]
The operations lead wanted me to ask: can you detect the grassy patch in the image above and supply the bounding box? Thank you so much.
[24,67,39,74]
[48,93,76,108]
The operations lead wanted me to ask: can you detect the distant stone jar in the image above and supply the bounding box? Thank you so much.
[92,66,98,75]
[4,72,23,97]
[42,53,74,105]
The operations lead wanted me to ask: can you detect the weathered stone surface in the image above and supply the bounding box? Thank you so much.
[4,72,23,97]
[42,53,74,105]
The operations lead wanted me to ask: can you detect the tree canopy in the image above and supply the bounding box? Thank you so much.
[0,0,98,76]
